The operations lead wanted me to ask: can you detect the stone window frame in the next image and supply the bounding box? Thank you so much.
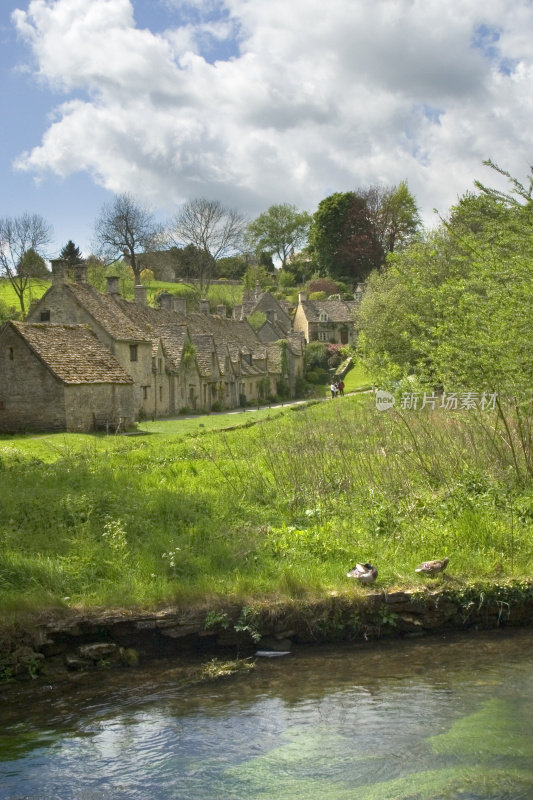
[130,344,138,362]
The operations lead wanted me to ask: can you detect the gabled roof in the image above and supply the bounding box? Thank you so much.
[115,298,189,368]
[9,322,133,384]
[189,333,217,377]
[299,298,359,323]
[65,283,151,342]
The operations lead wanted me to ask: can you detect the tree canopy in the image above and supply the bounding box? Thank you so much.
[246,203,311,268]
[308,191,382,282]
[59,240,83,267]
[0,213,53,313]
[93,193,161,284]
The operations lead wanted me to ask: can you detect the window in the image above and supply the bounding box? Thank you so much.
[40,310,50,322]
[130,344,138,362]
[0,400,5,410]
[158,358,163,373]
[159,386,163,402]
[318,331,327,341]
[319,311,328,322]
[9,347,14,360]
[142,386,148,400]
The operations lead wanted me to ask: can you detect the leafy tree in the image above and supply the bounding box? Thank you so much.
[59,240,83,267]
[0,213,53,313]
[18,248,49,278]
[94,193,161,283]
[167,198,247,294]
[217,254,248,279]
[242,265,274,292]
[246,203,311,268]
[363,181,422,253]
[306,278,340,296]
[308,192,382,282]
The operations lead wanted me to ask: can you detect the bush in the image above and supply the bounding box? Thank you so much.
[309,291,327,300]
[211,401,224,412]
[307,278,339,296]
[304,341,328,371]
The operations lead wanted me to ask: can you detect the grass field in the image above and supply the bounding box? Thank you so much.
[1,393,531,619]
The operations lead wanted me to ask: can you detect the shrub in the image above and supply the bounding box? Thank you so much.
[304,341,328,371]
[309,291,327,300]
[307,278,339,296]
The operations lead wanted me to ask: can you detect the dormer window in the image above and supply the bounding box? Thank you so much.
[319,311,328,323]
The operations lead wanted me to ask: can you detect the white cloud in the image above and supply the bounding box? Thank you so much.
[12,0,533,224]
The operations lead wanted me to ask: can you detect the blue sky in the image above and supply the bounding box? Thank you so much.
[2,0,533,259]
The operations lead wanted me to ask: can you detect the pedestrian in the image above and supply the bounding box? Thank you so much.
[338,379,345,396]
[330,381,337,398]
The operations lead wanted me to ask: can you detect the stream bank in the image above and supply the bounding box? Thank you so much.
[2,581,532,684]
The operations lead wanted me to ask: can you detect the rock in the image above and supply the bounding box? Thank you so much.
[257,636,292,652]
[78,643,118,661]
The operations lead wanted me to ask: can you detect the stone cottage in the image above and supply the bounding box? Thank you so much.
[22,260,304,424]
[0,321,135,433]
[293,292,360,345]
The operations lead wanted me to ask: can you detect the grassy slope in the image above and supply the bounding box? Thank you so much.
[1,394,531,617]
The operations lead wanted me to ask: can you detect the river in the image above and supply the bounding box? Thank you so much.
[1,628,532,799]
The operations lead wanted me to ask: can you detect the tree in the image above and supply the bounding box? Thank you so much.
[363,181,421,254]
[94,193,161,284]
[18,248,49,278]
[60,240,83,267]
[167,198,247,295]
[308,192,382,282]
[246,203,311,268]
[0,213,53,313]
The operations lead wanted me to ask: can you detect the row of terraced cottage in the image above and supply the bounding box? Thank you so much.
[0,259,362,433]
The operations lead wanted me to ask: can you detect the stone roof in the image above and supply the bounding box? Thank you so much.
[115,298,188,368]
[11,322,133,384]
[66,283,151,342]
[189,333,217,377]
[299,298,359,323]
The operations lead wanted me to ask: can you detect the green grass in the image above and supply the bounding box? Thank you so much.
[1,394,532,618]
[0,278,50,316]
[343,360,372,392]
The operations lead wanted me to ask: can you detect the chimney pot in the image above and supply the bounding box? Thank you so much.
[159,292,173,310]
[51,258,68,285]
[134,284,147,305]
[107,276,120,295]
[172,296,187,315]
[74,263,88,283]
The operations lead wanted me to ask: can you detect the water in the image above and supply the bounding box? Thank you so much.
[1,629,532,800]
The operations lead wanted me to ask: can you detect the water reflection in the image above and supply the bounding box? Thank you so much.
[1,629,532,799]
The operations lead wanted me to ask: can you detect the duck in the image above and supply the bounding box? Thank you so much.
[347,563,378,583]
[415,557,449,576]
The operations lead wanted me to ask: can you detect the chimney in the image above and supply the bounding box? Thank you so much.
[298,291,307,303]
[159,292,173,310]
[107,276,120,296]
[51,258,68,285]
[74,262,88,283]
[172,296,187,315]
[199,299,210,314]
[216,304,226,317]
[134,284,147,305]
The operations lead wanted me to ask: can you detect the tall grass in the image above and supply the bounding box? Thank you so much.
[0,395,531,615]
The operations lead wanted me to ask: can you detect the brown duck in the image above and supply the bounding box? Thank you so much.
[415,557,449,576]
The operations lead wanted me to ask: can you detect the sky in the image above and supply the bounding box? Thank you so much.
[1,0,533,258]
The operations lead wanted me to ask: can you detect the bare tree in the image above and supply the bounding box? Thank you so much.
[0,213,53,314]
[94,193,162,283]
[167,199,247,294]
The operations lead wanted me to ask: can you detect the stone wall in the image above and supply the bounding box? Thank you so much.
[64,383,136,431]
[0,325,66,432]
[2,583,532,681]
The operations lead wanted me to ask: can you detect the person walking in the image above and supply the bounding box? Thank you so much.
[338,379,345,396]
[330,381,337,398]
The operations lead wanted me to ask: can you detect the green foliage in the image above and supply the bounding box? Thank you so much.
[18,249,49,278]
[246,203,311,268]
[59,240,83,267]
[308,192,382,281]
[243,265,274,292]
[248,310,267,331]
[304,341,328,371]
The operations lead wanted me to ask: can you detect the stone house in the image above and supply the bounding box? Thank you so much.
[23,260,304,423]
[233,284,292,343]
[293,292,360,345]
[0,321,135,432]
